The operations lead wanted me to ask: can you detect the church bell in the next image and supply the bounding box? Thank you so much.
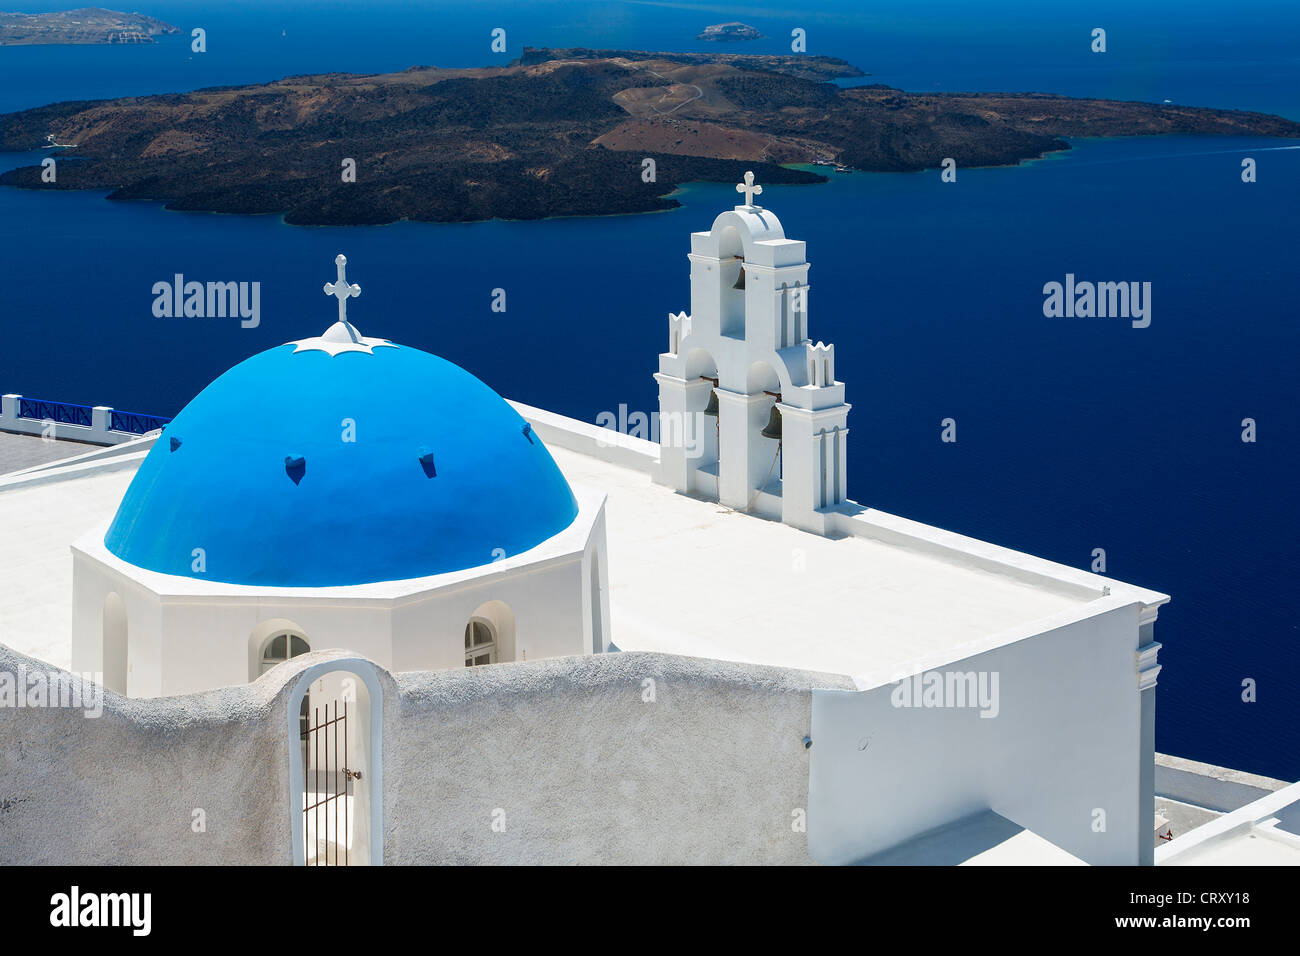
[703,389,719,418]
[760,404,782,441]
[732,264,746,290]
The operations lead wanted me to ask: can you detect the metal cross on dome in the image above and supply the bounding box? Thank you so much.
[736,171,763,208]
[323,253,361,325]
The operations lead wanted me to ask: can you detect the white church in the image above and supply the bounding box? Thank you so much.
[2,175,1296,867]
[72,252,609,697]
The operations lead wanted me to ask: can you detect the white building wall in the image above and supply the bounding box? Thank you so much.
[157,602,393,697]
[581,509,611,654]
[69,488,607,697]
[70,551,106,679]
[512,561,586,663]
[71,550,164,698]
[73,551,594,696]
[388,559,586,672]
[808,603,1147,866]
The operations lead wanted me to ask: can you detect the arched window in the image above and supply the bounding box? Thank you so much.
[261,632,311,675]
[464,619,496,667]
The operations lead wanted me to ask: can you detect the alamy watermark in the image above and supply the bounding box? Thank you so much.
[1042,274,1151,328]
[50,886,150,935]
[152,274,260,328]
[0,664,103,717]
[891,669,1000,718]
[595,404,706,458]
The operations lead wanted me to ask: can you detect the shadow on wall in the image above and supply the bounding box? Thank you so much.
[0,642,852,865]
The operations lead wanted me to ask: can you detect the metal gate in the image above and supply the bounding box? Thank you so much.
[301,700,361,866]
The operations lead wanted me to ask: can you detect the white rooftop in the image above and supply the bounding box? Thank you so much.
[0,458,138,669]
[0,404,1168,683]
[551,443,1092,678]
[524,403,1166,682]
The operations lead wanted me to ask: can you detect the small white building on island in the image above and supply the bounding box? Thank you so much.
[0,176,1203,868]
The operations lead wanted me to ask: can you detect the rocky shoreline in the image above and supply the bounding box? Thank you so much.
[0,48,1296,225]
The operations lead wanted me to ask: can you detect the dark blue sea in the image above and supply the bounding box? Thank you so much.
[0,0,1296,780]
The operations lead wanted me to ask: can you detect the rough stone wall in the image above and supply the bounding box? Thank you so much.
[0,643,850,865]
[0,642,292,865]
[386,652,852,864]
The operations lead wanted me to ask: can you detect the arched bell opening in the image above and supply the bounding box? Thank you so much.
[746,361,784,499]
[682,347,721,498]
[716,225,746,339]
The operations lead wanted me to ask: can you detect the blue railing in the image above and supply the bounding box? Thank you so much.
[12,397,171,435]
[109,410,171,435]
[17,398,92,427]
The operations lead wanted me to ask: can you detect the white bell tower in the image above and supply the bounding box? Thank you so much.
[653,173,850,534]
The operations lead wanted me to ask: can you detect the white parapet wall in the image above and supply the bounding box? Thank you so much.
[1157,781,1300,865]
[509,399,659,475]
[0,393,168,446]
[1154,753,1292,813]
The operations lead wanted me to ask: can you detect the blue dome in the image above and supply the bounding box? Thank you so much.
[105,337,579,587]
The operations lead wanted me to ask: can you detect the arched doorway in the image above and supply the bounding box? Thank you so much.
[288,661,384,866]
[101,593,127,695]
